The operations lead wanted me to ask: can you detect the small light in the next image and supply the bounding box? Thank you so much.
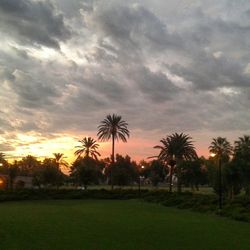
[141,165,145,169]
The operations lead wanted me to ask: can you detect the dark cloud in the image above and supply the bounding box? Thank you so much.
[0,143,15,152]
[0,0,250,158]
[0,117,13,131]
[84,1,182,59]
[169,52,250,90]
[127,66,179,102]
[16,121,39,132]
[84,75,129,103]
[0,65,15,82]
[11,46,29,59]
[9,70,59,108]
[0,0,71,49]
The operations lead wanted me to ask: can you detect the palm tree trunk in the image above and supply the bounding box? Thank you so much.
[218,157,222,209]
[176,158,182,193]
[230,186,234,201]
[169,165,173,192]
[112,133,115,164]
[111,133,115,190]
[177,170,182,193]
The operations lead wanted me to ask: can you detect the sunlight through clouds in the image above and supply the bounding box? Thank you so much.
[10,133,78,160]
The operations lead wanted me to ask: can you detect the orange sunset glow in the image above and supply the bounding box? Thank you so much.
[3,129,244,164]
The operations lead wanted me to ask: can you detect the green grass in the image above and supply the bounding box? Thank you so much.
[0,200,250,250]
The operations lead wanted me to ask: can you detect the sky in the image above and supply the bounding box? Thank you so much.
[0,0,250,163]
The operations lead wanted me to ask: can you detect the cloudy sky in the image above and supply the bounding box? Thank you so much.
[0,0,250,162]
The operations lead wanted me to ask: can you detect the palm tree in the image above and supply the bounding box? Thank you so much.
[234,135,250,195]
[74,137,101,160]
[20,155,40,175]
[209,137,233,209]
[154,133,197,192]
[97,114,129,189]
[8,161,19,190]
[234,135,250,158]
[0,152,7,166]
[0,152,5,161]
[97,114,129,164]
[53,153,68,171]
[209,137,233,162]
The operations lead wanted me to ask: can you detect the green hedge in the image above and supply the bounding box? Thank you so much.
[0,189,147,201]
[142,190,250,222]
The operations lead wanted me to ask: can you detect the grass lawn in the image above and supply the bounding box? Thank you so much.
[0,200,250,250]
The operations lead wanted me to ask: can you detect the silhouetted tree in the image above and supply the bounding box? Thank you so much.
[0,152,9,174]
[8,161,19,190]
[97,114,129,189]
[154,133,197,192]
[70,157,102,189]
[234,135,250,195]
[53,153,69,173]
[0,152,6,163]
[223,160,242,200]
[179,158,206,191]
[74,137,101,160]
[209,137,233,203]
[235,135,250,157]
[147,160,166,187]
[19,155,41,176]
[110,154,137,187]
[40,158,64,188]
[209,137,233,164]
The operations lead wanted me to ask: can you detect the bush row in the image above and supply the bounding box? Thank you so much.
[142,190,250,222]
[0,189,147,201]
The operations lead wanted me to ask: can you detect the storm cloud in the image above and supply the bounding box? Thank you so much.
[0,0,250,159]
[0,0,71,49]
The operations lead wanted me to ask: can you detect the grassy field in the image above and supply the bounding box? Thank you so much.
[0,200,250,250]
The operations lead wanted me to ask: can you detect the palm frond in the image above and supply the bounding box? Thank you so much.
[74,137,101,160]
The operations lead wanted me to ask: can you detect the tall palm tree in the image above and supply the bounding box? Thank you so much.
[0,153,8,174]
[209,137,233,209]
[20,155,40,175]
[97,114,129,164]
[74,137,101,160]
[8,161,19,190]
[234,135,250,195]
[209,137,233,162]
[0,152,7,165]
[0,152,5,161]
[234,135,250,158]
[154,133,197,192]
[53,153,68,171]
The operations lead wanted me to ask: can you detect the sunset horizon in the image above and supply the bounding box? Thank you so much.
[2,127,248,164]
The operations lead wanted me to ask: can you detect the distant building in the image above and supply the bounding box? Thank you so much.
[14,176,33,188]
[0,174,33,189]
